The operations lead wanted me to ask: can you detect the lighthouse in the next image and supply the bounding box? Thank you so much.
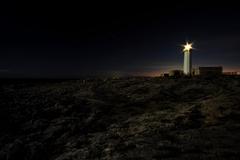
[182,42,193,75]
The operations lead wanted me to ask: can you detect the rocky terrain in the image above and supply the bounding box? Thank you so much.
[0,76,240,160]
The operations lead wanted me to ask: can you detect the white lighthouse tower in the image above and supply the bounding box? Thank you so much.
[182,42,193,75]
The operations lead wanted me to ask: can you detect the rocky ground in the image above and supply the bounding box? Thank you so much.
[0,76,240,160]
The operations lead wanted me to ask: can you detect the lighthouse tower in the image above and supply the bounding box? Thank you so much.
[183,42,193,75]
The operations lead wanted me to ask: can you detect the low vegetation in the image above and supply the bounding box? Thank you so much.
[0,76,240,160]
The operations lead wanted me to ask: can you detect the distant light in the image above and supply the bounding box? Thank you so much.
[183,42,193,53]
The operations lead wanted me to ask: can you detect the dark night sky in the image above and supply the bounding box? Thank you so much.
[1,1,240,77]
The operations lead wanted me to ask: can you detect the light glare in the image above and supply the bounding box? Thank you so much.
[183,42,193,52]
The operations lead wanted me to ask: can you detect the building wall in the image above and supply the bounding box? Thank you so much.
[198,67,223,76]
[223,72,238,75]
[192,68,200,76]
[169,70,183,77]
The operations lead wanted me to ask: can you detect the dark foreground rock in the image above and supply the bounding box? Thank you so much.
[1,76,240,160]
